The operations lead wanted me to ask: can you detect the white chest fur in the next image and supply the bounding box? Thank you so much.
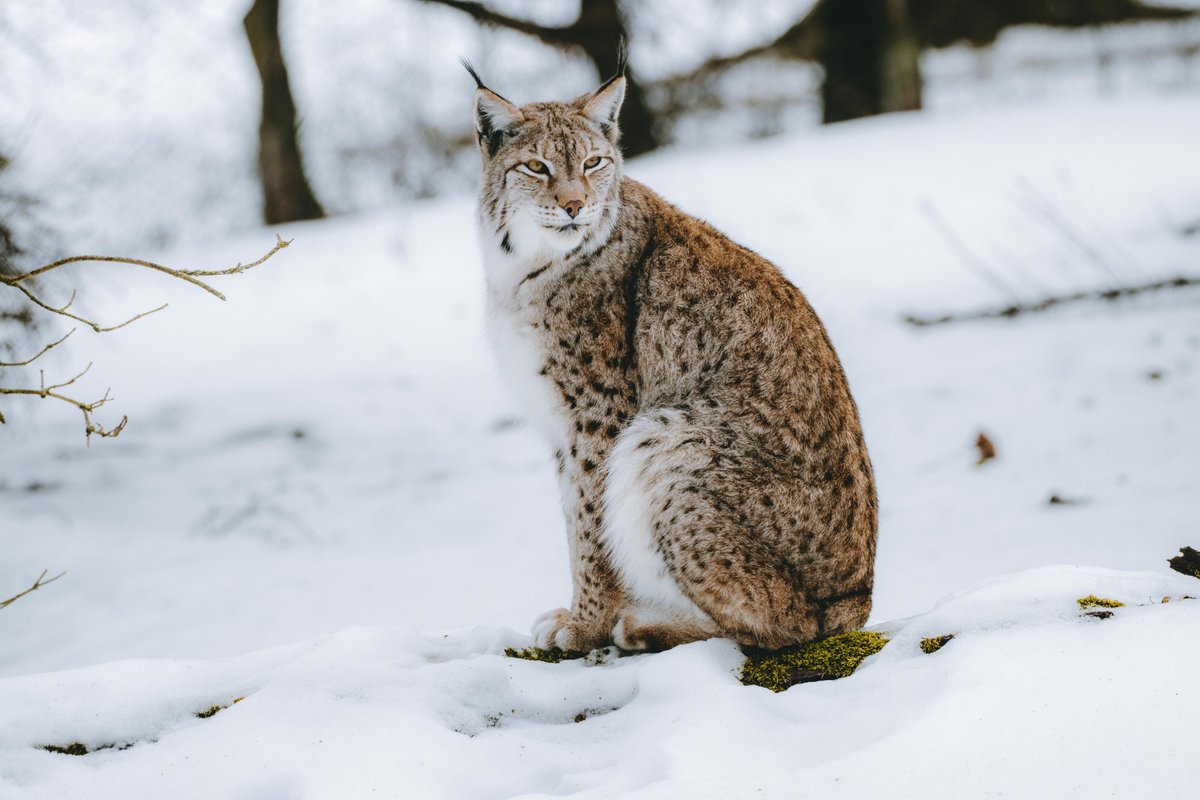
[481,233,573,452]
[485,296,571,450]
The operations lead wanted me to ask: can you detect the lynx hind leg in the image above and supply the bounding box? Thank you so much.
[602,408,819,650]
[602,409,721,648]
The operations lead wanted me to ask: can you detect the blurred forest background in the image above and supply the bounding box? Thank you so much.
[2,0,1200,265]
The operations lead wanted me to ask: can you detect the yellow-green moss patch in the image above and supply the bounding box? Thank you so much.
[504,646,588,664]
[40,740,137,756]
[741,631,888,692]
[920,634,954,654]
[1077,595,1124,609]
[41,742,90,756]
[196,696,244,719]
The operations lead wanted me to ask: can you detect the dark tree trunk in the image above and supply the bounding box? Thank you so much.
[418,0,661,157]
[243,0,325,225]
[882,0,923,114]
[815,0,922,124]
[572,0,658,157]
[680,0,1193,127]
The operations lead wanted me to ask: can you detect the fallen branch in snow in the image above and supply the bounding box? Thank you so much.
[1168,547,1200,580]
[0,569,65,610]
[0,236,291,441]
[902,274,1200,327]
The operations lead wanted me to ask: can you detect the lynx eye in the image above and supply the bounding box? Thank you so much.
[524,159,549,175]
[583,156,603,170]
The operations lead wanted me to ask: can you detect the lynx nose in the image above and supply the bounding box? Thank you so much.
[560,199,584,219]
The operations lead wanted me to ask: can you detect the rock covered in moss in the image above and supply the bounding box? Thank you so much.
[740,631,888,692]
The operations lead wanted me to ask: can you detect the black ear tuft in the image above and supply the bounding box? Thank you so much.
[466,65,524,158]
[591,37,628,100]
[460,57,486,90]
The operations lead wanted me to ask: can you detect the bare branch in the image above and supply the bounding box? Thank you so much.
[178,234,292,278]
[0,235,291,332]
[0,569,66,610]
[0,362,127,443]
[415,0,577,48]
[0,237,290,441]
[658,13,820,92]
[0,328,75,367]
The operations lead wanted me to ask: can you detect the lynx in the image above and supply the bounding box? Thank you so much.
[466,59,877,652]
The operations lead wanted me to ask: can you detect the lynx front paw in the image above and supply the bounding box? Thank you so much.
[532,608,608,652]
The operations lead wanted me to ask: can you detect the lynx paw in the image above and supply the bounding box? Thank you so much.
[612,606,718,652]
[532,608,607,652]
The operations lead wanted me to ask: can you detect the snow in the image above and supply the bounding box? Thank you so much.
[2,93,1199,796]
[1,569,1197,798]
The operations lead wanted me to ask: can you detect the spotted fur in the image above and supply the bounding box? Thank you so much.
[469,67,877,652]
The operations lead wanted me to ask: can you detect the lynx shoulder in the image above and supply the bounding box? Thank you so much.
[466,60,877,652]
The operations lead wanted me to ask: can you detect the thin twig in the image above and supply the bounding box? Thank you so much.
[1015,177,1130,291]
[919,199,1023,304]
[0,569,66,610]
[0,362,127,443]
[1,237,291,440]
[0,328,75,367]
[0,236,290,332]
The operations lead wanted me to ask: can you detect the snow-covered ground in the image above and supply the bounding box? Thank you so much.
[1,96,1199,797]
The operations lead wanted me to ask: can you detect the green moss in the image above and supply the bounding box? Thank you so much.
[920,634,954,654]
[196,696,244,719]
[740,631,888,692]
[41,742,90,756]
[504,646,588,663]
[1077,595,1124,609]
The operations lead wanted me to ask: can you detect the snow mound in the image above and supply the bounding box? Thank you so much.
[2,566,1196,799]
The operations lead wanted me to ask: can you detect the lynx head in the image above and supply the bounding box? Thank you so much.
[465,59,626,260]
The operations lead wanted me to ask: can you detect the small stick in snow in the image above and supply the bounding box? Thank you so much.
[0,569,66,611]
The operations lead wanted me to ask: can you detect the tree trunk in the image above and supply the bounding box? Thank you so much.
[814,0,922,124]
[243,0,325,225]
[419,0,662,157]
[882,0,923,115]
[572,0,659,157]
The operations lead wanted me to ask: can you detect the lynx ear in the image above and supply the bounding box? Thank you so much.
[462,59,523,157]
[579,75,625,143]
